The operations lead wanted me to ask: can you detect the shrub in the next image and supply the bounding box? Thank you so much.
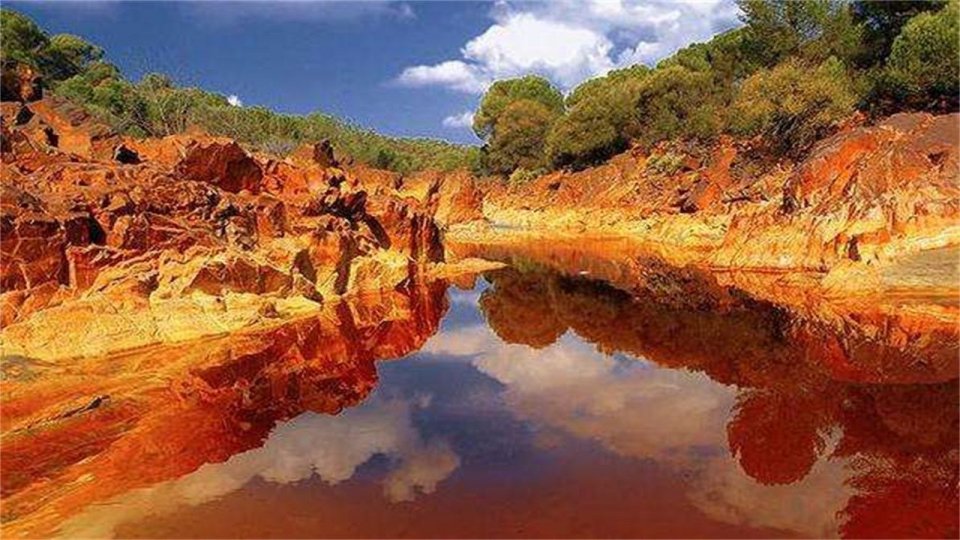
[881,0,959,110]
[508,167,542,185]
[646,152,686,175]
[731,56,858,154]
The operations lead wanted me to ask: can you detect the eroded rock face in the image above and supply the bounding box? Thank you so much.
[0,98,447,358]
[472,113,960,287]
[400,170,485,227]
[0,61,42,103]
[175,138,264,193]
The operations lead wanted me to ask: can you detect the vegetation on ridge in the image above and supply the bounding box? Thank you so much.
[2,1,956,178]
[473,0,957,176]
[0,9,479,174]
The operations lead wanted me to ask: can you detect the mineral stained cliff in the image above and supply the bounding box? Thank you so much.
[460,113,959,298]
[0,94,485,360]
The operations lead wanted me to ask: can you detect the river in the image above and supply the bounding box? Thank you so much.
[2,247,957,538]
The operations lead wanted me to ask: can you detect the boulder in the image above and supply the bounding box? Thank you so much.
[175,138,263,193]
[291,139,338,168]
[0,61,42,103]
[184,254,291,296]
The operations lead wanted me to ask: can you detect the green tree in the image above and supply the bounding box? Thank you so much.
[545,65,649,169]
[738,0,864,66]
[0,9,48,65]
[882,0,958,110]
[633,66,724,146]
[39,33,103,82]
[566,64,649,108]
[730,56,858,154]
[546,97,623,169]
[472,75,563,174]
[472,75,563,139]
[484,99,555,174]
[852,0,947,67]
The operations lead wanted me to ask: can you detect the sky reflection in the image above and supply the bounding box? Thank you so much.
[58,284,866,539]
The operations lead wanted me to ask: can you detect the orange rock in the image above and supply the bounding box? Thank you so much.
[0,93,450,358]
[0,60,42,103]
[471,112,960,282]
[174,138,263,193]
[290,139,338,168]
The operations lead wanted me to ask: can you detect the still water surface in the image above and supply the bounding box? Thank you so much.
[7,255,959,539]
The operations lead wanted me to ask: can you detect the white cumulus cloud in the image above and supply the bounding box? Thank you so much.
[397,60,487,94]
[394,0,741,126]
[58,395,460,538]
[442,110,475,129]
[226,94,243,107]
[461,12,615,89]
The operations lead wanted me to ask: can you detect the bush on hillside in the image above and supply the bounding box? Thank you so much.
[633,66,725,146]
[881,0,959,110]
[730,56,858,155]
[645,151,686,175]
[508,167,542,185]
[483,99,555,175]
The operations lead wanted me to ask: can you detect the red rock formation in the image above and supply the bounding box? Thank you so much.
[0,61,42,103]
[0,98,446,359]
[401,170,485,227]
[174,138,264,193]
[467,113,960,292]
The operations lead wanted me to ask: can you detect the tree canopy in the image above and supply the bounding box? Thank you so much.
[472,75,564,139]
[470,0,957,176]
[0,8,479,174]
[882,0,959,110]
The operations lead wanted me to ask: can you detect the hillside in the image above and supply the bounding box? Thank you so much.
[0,9,478,174]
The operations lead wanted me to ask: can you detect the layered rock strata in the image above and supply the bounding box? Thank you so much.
[0,97,446,360]
[459,113,960,296]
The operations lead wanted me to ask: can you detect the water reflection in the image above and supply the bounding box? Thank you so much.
[475,265,958,538]
[60,395,460,538]
[1,252,957,539]
[1,282,449,538]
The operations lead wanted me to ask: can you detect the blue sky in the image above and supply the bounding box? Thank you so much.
[8,1,741,144]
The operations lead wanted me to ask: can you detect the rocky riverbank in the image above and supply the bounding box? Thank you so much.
[0,92,490,361]
[450,112,960,299]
